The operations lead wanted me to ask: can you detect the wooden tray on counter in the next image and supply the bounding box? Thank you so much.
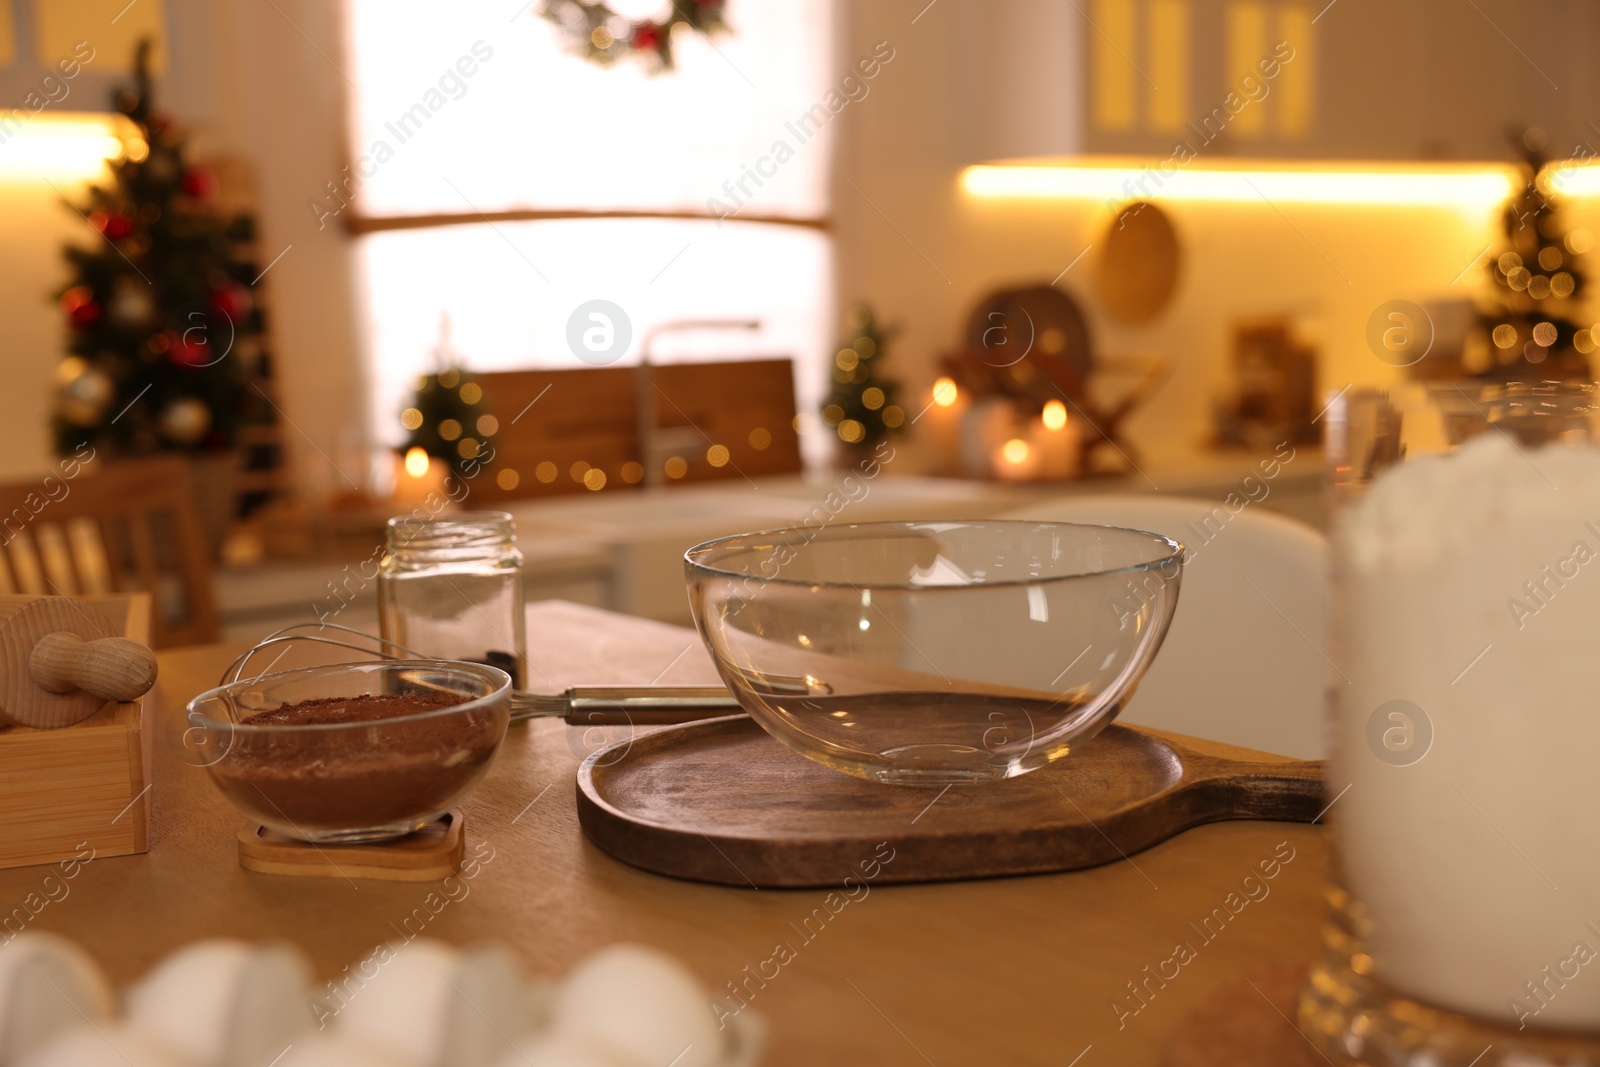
[576,716,1324,888]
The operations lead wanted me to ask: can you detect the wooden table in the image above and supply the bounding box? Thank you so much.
[0,602,1330,1066]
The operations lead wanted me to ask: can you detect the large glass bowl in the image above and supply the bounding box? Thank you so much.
[685,520,1184,784]
[186,661,511,843]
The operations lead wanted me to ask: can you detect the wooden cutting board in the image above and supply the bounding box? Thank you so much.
[576,716,1324,888]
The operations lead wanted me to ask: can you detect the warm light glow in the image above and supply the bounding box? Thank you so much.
[933,377,959,407]
[1001,438,1031,464]
[1548,165,1600,198]
[0,113,133,181]
[960,159,1518,209]
[403,447,430,478]
[1042,399,1068,431]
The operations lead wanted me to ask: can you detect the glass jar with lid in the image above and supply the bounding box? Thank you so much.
[1304,381,1600,1065]
[378,511,526,687]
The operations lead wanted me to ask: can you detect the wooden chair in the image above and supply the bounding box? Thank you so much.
[0,455,221,647]
[1001,494,1329,759]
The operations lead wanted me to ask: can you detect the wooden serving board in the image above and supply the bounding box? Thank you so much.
[576,717,1324,887]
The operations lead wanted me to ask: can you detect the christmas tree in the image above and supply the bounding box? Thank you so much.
[398,316,496,479]
[54,40,266,457]
[1478,129,1593,380]
[820,305,904,451]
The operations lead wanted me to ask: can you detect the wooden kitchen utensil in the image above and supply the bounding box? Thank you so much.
[577,716,1325,887]
[0,593,155,869]
[0,595,158,729]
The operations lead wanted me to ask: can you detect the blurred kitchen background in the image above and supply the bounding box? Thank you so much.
[1,0,1593,643]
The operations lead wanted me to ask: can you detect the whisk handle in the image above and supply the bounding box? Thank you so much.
[566,686,743,725]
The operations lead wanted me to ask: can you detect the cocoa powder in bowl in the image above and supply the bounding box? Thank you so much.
[209,690,503,837]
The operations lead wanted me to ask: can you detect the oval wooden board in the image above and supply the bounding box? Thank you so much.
[576,717,1324,888]
[1097,200,1182,324]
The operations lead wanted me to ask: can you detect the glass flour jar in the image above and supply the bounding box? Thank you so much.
[1303,382,1600,1065]
[378,511,527,688]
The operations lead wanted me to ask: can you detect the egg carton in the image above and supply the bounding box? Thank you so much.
[0,933,762,1067]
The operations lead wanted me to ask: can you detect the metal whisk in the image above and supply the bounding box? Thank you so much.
[220,622,748,725]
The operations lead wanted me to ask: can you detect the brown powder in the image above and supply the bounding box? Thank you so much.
[242,692,459,727]
[210,691,503,834]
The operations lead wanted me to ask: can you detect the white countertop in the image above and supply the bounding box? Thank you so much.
[217,450,1323,634]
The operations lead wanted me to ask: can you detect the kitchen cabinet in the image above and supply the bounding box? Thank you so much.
[953,0,1600,165]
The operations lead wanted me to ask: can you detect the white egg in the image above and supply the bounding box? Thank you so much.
[271,1033,419,1067]
[552,946,721,1067]
[19,1023,194,1067]
[125,940,314,1067]
[492,1032,637,1067]
[334,939,530,1067]
[0,933,114,1066]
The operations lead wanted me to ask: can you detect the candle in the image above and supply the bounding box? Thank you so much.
[1032,400,1080,480]
[959,398,1008,478]
[992,434,1041,481]
[918,377,967,475]
[393,448,446,508]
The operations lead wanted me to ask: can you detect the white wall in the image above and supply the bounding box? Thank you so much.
[205,0,368,499]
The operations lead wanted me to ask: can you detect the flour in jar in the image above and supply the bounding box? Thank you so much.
[1336,431,1600,1029]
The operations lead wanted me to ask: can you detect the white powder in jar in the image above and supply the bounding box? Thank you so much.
[1336,431,1600,1028]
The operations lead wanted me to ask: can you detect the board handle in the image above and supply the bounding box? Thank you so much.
[1193,758,1328,824]
[29,632,159,702]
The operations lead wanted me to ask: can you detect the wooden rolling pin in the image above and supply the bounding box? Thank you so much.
[0,595,158,728]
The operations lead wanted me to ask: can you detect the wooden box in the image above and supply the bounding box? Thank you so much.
[0,594,153,870]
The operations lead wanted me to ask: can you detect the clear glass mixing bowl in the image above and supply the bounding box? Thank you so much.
[685,520,1184,784]
[187,661,511,843]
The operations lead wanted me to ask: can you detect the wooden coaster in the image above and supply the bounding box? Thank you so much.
[237,810,465,882]
[1163,962,1321,1067]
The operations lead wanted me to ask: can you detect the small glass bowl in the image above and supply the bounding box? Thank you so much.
[685,520,1184,784]
[186,661,511,843]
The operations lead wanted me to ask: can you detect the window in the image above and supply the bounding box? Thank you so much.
[339,1,836,465]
